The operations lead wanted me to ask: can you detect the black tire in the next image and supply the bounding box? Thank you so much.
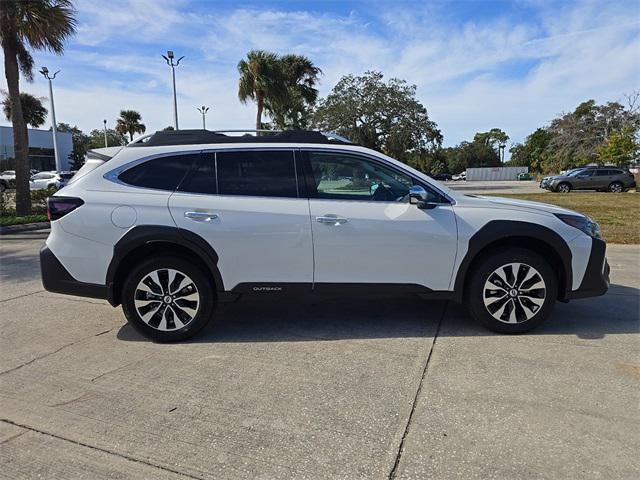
[0,181,6,193]
[556,182,571,193]
[608,181,623,193]
[466,247,558,334]
[121,255,216,342]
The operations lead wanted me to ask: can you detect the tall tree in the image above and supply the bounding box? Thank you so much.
[508,128,552,172]
[0,0,76,214]
[115,110,146,142]
[313,71,442,161]
[2,91,47,128]
[473,128,509,153]
[597,126,638,167]
[265,54,321,129]
[86,128,126,150]
[238,50,288,131]
[55,123,88,170]
[546,100,640,171]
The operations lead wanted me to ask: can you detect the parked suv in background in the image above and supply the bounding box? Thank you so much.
[541,167,636,193]
[30,171,74,190]
[40,130,609,341]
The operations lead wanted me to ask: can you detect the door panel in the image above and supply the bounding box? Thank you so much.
[169,194,313,290]
[576,170,596,189]
[309,200,458,289]
[303,150,458,291]
[168,150,313,290]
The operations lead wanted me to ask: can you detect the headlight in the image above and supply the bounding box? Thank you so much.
[555,213,601,239]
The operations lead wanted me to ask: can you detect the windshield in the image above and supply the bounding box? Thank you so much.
[566,169,586,177]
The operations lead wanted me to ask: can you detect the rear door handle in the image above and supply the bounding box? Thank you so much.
[184,211,219,222]
[316,215,348,225]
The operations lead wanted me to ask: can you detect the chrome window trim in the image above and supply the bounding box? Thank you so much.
[104,145,455,205]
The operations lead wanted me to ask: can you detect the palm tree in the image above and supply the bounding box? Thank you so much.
[2,92,48,128]
[266,54,322,129]
[115,110,146,142]
[238,50,287,131]
[0,0,76,215]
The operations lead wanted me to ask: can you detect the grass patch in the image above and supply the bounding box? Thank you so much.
[0,214,48,227]
[492,192,639,244]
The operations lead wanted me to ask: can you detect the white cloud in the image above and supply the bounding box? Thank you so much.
[1,0,638,149]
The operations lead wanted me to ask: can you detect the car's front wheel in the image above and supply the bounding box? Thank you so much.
[122,256,216,342]
[466,248,558,333]
[556,182,571,193]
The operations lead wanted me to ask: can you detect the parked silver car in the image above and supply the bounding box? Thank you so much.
[541,167,636,193]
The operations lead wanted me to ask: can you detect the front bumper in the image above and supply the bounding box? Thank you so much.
[40,246,109,301]
[564,238,610,300]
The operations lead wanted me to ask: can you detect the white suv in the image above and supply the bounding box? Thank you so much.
[40,130,609,341]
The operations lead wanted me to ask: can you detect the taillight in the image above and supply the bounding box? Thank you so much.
[47,196,84,221]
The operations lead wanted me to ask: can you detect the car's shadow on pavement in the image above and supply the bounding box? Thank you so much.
[116,284,639,343]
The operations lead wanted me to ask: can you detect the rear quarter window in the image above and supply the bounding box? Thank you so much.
[118,154,197,191]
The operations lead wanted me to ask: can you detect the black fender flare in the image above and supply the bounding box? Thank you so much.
[453,220,573,301]
[106,225,224,305]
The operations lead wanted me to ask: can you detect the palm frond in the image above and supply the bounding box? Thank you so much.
[17,0,77,54]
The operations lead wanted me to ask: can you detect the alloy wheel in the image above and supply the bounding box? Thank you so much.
[557,184,570,193]
[134,268,200,331]
[483,262,546,324]
[609,183,623,193]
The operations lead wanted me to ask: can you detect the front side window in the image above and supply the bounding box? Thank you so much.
[216,150,297,198]
[306,151,441,203]
[118,154,196,191]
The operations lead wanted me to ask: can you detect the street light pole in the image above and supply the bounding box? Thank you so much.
[162,51,184,130]
[103,119,108,147]
[197,106,210,129]
[39,67,61,172]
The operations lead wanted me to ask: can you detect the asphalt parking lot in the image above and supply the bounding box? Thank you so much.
[1,229,638,479]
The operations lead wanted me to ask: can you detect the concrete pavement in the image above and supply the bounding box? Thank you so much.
[0,229,638,479]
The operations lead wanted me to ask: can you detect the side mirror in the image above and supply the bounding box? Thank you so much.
[409,186,437,209]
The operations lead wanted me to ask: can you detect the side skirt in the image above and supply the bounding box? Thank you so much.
[226,282,457,302]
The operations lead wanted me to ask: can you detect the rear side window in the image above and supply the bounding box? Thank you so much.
[179,155,216,194]
[216,150,297,198]
[119,154,195,191]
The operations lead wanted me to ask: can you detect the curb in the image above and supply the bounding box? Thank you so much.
[0,221,50,235]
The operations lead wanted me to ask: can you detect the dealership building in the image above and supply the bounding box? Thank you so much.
[0,125,72,172]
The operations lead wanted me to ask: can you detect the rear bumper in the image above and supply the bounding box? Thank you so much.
[564,238,609,300]
[40,246,110,301]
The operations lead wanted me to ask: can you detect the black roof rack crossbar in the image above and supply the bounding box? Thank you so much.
[130,129,353,147]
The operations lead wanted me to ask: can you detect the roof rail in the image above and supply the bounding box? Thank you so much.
[127,129,354,147]
[127,134,153,146]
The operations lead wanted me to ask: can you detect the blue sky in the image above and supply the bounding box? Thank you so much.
[1,0,639,149]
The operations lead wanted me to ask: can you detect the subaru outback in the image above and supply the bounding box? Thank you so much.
[41,130,609,341]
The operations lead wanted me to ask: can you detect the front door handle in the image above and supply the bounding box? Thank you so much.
[316,215,348,225]
[184,211,219,222]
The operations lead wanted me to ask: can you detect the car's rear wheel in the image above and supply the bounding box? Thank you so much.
[556,182,571,193]
[122,256,216,342]
[608,181,623,193]
[466,248,558,334]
